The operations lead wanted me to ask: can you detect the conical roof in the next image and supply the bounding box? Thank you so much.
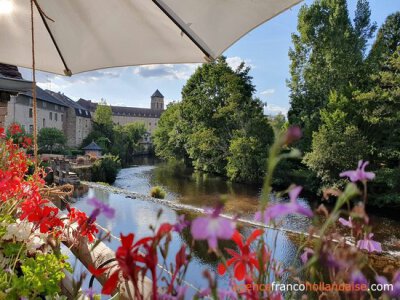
[82,141,102,151]
[151,89,164,98]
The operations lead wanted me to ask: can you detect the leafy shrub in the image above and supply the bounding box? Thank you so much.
[150,186,166,199]
[71,149,84,156]
[7,254,72,298]
[91,154,121,184]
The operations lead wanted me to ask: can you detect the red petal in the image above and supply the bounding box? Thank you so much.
[134,237,152,247]
[120,233,134,249]
[217,263,226,275]
[226,257,236,267]
[232,230,243,248]
[102,271,119,295]
[225,248,240,259]
[156,223,173,238]
[88,265,108,276]
[234,263,246,281]
[175,245,187,269]
[246,229,264,246]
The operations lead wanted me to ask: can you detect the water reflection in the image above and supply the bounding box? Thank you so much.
[67,158,400,297]
[71,186,303,297]
[114,159,400,252]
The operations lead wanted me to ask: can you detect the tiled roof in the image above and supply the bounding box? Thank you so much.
[77,98,163,118]
[20,86,68,107]
[151,89,164,98]
[0,63,22,79]
[46,90,91,118]
[82,141,102,151]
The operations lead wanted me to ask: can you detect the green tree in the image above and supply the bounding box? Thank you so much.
[93,99,113,127]
[304,112,369,186]
[82,99,114,151]
[153,102,187,161]
[355,47,400,206]
[287,0,375,152]
[367,12,400,73]
[37,128,66,154]
[91,154,121,184]
[154,57,274,182]
[111,122,146,166]
[356,47,400,166]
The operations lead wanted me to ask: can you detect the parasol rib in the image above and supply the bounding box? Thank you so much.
[152,0,214,62]
[32,0,72,76]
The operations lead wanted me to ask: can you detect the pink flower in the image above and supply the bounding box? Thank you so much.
[300,247,314,264]
[198,288,237,300]
[378,271,400,297]
[254,186,313,223]
[340,160,375,182]
[284,126,302,145]
[351,270,368,286]
[357,233,382,253]
[338,217,353,228]
[87,197,115,220]
[173,215,189,233]
[191,206,235,250]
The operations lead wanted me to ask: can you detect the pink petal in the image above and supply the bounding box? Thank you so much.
[191,217,210,240]
[289,186,302,202]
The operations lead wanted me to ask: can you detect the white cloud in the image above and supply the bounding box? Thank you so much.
[260,89,275,97]
[132,64,199,80]
[226,56,253,70]
[264,103,288,116]
[19,68,122,92]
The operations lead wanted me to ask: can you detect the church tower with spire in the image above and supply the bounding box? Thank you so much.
[151,89,164,110]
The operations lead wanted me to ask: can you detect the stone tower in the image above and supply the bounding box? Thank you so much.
[151,89,164,110]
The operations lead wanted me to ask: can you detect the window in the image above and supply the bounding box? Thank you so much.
[29,108,33,118]
[29,125,33,134]
[55,113,58,121]
[61,114,64,122]
[43,118,46,127]
[42,101,47,108]
[29,98,33,106]
[149,122,151,126]
[55,105,59,110]
[49,112,52,120]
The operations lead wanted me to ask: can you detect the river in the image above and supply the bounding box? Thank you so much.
[69,157,400,298]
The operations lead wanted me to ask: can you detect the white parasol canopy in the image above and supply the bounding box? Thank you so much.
[0,0,301,75]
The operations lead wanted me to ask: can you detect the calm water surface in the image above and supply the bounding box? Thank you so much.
[70,157,400,298]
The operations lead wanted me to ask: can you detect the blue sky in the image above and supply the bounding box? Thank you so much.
[21,0,399,115]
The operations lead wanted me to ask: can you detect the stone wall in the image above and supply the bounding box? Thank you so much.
[112,115,160,133]
[5,95,65,134]
[0,92,10,128]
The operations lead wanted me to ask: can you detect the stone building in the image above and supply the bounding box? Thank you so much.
[0,64,31,128]
[1,63,164,150]
[82,141,102,157]
[46,91,92,147]
[5,85,68,135]
[77,89,164,134]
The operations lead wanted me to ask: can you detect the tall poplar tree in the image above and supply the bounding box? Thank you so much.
[287,0,376,151]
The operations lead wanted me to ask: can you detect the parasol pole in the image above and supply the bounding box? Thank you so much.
[30,0,38,169]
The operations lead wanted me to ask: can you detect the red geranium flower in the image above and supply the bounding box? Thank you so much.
[218,229,264,281]
[102,233,152,296]
[67,207,99,242]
